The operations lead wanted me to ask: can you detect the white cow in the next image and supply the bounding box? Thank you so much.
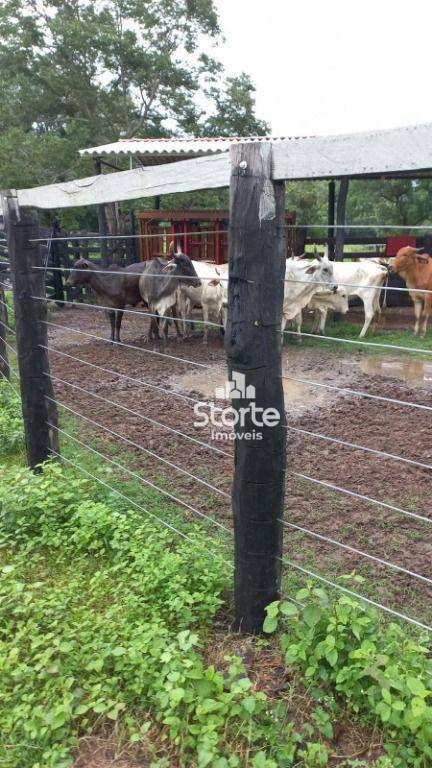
[307,260,388,337]
[177,261,226,343]
[282,251,337,332]
[297,288,349,335]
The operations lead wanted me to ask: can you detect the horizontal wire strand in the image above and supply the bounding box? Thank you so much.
[283,374,432,413]
[42,320,212,369]
[50,423,232,534]
[280,520,432,586]
[42,344,202,406]
[282,275,432,296]
[32,265,232,283]
[279,556,432,632]
[293,471,432,525]
[0,318,15,335]
[287,425,432,472]
[48,372,232,459]
[30,229,230,243]
[3,338,17,356]
[33,295,224,328]
[48,395,230,499]
[49,448,233,571]
[0,354,20,397]
[283,328,432,356]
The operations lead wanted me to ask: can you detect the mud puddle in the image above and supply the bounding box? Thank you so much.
[360,355,432,385]
[171,368,326,412]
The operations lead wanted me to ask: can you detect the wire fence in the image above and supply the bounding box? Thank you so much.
[4,224,432,636]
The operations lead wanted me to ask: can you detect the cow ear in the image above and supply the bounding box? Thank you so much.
[305,264,318,274]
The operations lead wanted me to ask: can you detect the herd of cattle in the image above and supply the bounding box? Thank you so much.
[67,243,432,343]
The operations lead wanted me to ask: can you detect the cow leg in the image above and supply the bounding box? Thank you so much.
[115,310,123,343]
[359,295,375,338]
[413,298,423,335]
[173,318,183,340]
[421,296,431,336]
[315,308,327,336]
[108,310,115,344]
[202,307,209,345]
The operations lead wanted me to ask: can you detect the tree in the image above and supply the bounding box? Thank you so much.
[203,73,269,137]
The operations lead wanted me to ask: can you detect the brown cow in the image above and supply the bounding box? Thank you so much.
[391,246,432,336]
[68,259,149,343]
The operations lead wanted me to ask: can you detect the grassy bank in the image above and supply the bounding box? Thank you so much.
[1,381,432,768]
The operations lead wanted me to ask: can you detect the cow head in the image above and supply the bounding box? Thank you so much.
[164,241,201,287]
[305,245,338,293]
[67,258,94,286]
[391,246,430,276]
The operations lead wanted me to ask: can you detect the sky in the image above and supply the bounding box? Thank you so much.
[214,0,432,137]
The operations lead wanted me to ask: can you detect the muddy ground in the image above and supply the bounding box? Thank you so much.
[46,304,432,624]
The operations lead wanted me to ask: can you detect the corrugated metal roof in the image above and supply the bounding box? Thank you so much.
[79,135,309,160]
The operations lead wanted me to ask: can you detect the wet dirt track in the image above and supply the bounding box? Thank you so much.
[47,305,432,621]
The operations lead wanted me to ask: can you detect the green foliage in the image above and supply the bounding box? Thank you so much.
[0,379,23,453]
[0,460,326,768]
[265,587,432,767]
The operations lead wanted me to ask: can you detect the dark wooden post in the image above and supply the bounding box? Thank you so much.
[0,285,10,381]
[94,158,109,267]
[226,143,286,634]
[335,179,349,261]
[2,192,60,469]
[51,221,65,305]
[327,180,336,259]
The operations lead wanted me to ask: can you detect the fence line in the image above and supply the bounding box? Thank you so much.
[50,423,232,534]
[287,425,432,471]
[33,264,232,283]
[0,352,20,397]
[280,520,432,586]
[30,229,230,243]
[30,263,432,297]
[42,345,203,405]
[43,321,213,369]
[49,449,234,570]
[293,472,432,525]
[47,395,231,499]
[35,295,224,327]
[283,329,432,356]
[48,373,232,459]
[283,374,432,413]
[0,318,15,336]
[279,556,432,632]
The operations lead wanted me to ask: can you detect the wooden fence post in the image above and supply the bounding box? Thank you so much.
[226,143,286,634]
[0,285,10,381]
[2,191,60,469]
[335,179,349,261]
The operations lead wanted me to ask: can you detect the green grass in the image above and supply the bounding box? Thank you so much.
[286,319,432,356]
